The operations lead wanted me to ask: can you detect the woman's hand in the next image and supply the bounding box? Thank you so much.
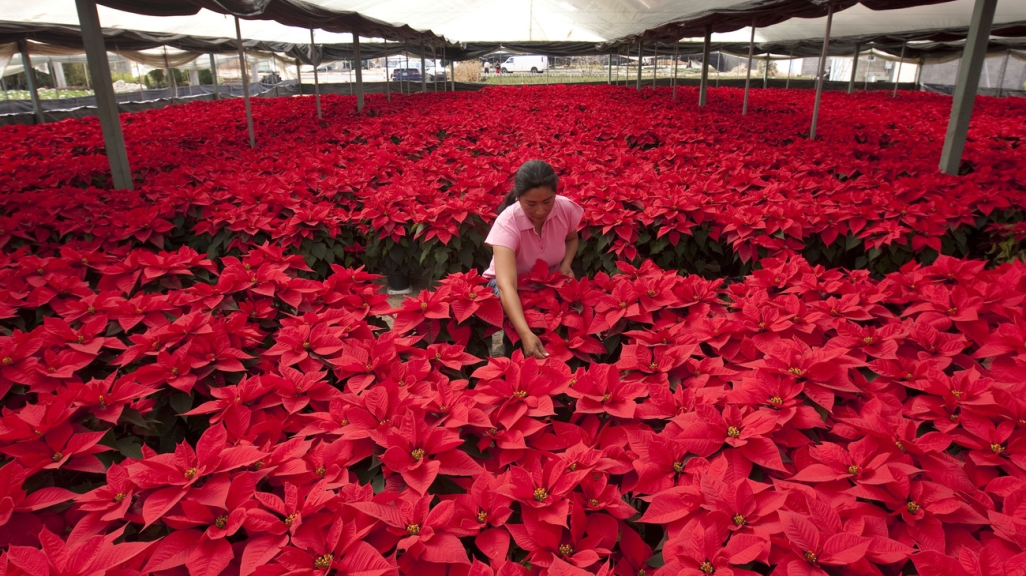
[559,262,575,279]
[520,333,549,360]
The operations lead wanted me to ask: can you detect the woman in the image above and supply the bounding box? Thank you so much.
[483,160,583,359]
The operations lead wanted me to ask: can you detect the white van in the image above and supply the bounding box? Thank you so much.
[499,55,548,74]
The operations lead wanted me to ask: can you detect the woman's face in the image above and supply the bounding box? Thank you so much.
[519,186,556,227]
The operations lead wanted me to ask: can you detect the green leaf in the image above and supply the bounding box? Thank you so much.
[845,235,861,251]
[169,392,194,416]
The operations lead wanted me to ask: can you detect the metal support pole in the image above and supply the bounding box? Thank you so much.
[893,41,907,97]
[607,53,612,84]
[996,51,1009,97]
[848,43,861,94]
[271,56,280,98]
[210,54,220,98]
[786,48,793,88]
[47,59,59,100]
[163,46,175,104]
[672,40,679,100]
[763,54,770,89]
[450,61,455,92]
[432,45,439,92]
[235,17,256,147]
[810,4,834,141]
[13,40,42,121]
[1,76,7,101]
[354,34,364,111]
[699,27,711,106]
[135,60,144,101]
[940,0,998,175]
[83,59,91,89]
[652,44,658,89]
[295,58,302,95]
[420,43,426,93]
[383,38,390,100]
[74,0,132,189]
[310,29,321,119]
[915,57,924,91]
[743,22,755,115]
[716,51,721,87]
[404,46,409,94]
[636,43,642,90]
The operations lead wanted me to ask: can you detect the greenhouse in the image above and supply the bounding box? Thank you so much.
[1,1,1026,575]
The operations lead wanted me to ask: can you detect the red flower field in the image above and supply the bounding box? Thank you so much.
[1,85,1026,576]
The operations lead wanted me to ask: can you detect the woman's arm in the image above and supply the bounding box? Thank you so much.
[559,229,579,278]
[493,245,548,359]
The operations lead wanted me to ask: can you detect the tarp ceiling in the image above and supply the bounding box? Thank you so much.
[3,0,1026,60]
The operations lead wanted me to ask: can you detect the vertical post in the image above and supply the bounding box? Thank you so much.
[235,17,256,147]
[652,44,657,89]
[354,34,364,111]
[210,54,220,98]
[848,43,861,94]
[743,22,755,115]
[940,0,998,175]
[893,41,907,97]
[135,60,144,101]
[786,48,793,88]
[163,46,175,103]
[1,76,7,101]
[420,43,426,93]
[636,42,642,90]
[996,51,1010,97]
[607,53,612,84]
[47,60,60,100]
[699,27,711,106]
[310,29,322,119]
[809,4,834,141]
[74,0,132,189]
[450,61,455,92]
[271,56,280,98]
[404,46,409,94]
[716,51,721,87]
[384,38,390,100]
[432,45,439,92]
[295,58,302,95]
[672,39,679,100]
[915,57,924,91]
[763,54,770,89]
[19,40,45,123]
[83,60,91,89]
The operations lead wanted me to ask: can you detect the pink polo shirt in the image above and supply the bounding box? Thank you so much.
[483,195,584,279]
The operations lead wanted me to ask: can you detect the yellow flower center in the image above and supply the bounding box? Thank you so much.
[733,513,746,526]
[700,561,715,574]
[284,513,298,525]
[673,461,684,473]
[863,336,874,344]
[184,467,198,479]
[589,498,600,506]
[804,551,817,563]
[406,523,421,535]
[533,487,549,502]
[315,466,326,477]
[314,553,333,569]
[469,293,477,299]
[215,515,228,529]
[420,302,428,310]
[726,426,741,438]
[411,448,426,461]
[513,390,528,399]
[951,390,963,398]
[477,511,488,522]
[907,501,920,514]
[559,544,573,556]
[848,465,860,475]
[602,393,611,403]
[1,357,11,365]
[52,452,63,462]
[302,342,310,350]
[619,301,627,308]
[769,396,783,406]
[991,443,1004,455]
[788,367,802,377]
[113,492,126,503]
[895,441,905,452]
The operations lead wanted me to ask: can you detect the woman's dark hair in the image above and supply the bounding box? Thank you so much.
[498,160,558,213]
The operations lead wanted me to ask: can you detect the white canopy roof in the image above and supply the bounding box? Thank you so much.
[710,0,1026,44]
[5,0,1026,46]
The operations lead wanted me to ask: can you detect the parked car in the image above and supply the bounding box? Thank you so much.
[391,68,421,81]
[425,66,447,82]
